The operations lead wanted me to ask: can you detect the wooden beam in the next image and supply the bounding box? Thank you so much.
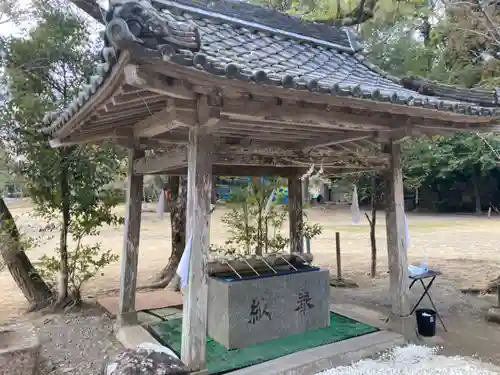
[133,149,187,174]
[301,135,374,150]
[133,103,176,137]
[53,127,133,148]
[50,135,114,148]
[133,99,197,138]
[229,120,370,135]
[377,128,415,143]
[197,95,220,129]
[117,147,145,326]
[221,99,392,131]
[133,148,387,175]
[288,175,304,253]
[55,52,131,139]
[144,58,492,125]
[181,112,213,371]
[385,140,414,341]
[123,64,195,100]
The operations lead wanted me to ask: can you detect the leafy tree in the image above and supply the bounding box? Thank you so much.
[0,0,22,25]
[1,0,125,306]
[403,133,500,213]
[361,0,500,214]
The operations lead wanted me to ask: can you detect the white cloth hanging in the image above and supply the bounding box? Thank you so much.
[156,191,165,219]
[263,188,276,217]
[176,234,193,289]
[351,185,361,224]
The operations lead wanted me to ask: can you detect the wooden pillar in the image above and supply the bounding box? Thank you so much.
[288,175,303,253]
[301,177,309,205]
[118,147,145,326]
[385,140,414,341]
[322,183,330,202]
[181,101,213,371]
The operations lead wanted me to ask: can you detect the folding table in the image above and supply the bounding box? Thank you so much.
[384,269,447,332]
[409,270,447,332]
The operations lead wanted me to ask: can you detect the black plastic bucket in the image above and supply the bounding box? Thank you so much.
[416,308,436,337]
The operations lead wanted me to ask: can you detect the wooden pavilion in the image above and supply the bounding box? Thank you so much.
[42,0,500,371]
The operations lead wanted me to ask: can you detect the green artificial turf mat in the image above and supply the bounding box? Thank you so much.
[148,312,378,374]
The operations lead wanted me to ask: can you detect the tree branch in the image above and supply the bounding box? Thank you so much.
[364,212,372,226]
[69,0,105,24]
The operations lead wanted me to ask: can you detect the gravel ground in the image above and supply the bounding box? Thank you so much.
[331,276,500,366]
[33,307,122,375]
[315,345,500,375]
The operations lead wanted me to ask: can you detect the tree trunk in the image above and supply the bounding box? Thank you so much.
[368,175,377,278]
[150,176,187,288]
[369,203,377,278]
[0,197,53,309]
[472,167,482,214]
[57,150,71,304]
[167,274,181,292]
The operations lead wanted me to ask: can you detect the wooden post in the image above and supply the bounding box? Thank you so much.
[118,147,145,327]
[288,175,303,253]
[301,178,309,205]
[181,97,213,372]
[335,232,342,280]
[323,183,330,202]
[385,140,414,341]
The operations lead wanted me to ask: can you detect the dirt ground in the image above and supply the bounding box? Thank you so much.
[2,198,500,365]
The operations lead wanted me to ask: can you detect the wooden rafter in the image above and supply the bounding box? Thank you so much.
[123,64,196,100]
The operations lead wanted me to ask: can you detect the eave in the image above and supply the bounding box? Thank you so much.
[42,0,500,176]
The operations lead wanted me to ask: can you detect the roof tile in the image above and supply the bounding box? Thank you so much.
[43,0,500,134]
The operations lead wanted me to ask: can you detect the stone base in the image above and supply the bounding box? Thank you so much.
[115,311,139,329]
[0,323,40,375]
[115,324,162,349]
[226,331,404,375]
[190,369,209,375]
[486,307,500,324]
[208,268,330,349]
[388,313,417,342]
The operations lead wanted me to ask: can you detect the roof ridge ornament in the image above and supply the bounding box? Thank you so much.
[105,0,201,52]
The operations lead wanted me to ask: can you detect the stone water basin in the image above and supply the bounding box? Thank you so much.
[208,264,330,349]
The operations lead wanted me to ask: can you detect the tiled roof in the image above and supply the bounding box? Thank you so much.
[43,0,500,133]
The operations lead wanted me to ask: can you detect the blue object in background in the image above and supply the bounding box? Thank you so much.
[274,186,288,204]
[216,177,289,203]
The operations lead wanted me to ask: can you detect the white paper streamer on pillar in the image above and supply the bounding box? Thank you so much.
[176,234,193,289]
[263,188,276,217]
[351,185,361,224]
[156,191,165,219]
[404,213,410,250]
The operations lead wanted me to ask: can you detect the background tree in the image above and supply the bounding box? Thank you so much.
[1,0,125,306]
[0,0,22,25]
[145,175,187,290]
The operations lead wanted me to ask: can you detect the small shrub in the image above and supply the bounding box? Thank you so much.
[210,179,323,257]
[33,197,123,304]
[37,242,118,303]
